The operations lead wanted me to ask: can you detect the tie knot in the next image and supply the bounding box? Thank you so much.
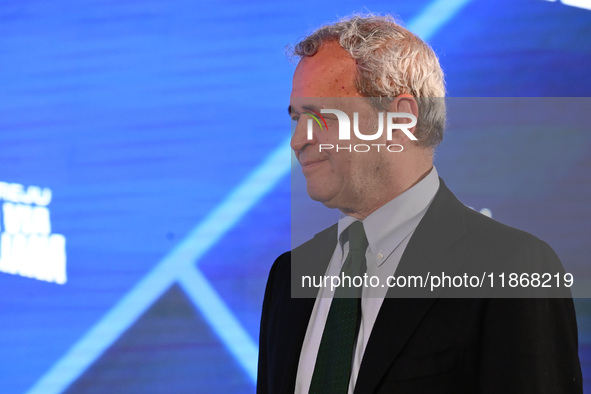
[346,221,368,253]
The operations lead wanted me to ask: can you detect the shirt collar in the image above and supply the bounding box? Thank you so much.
[337,166,440,266]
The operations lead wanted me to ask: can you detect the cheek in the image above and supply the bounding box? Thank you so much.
[348,154,374,179]
[321,119,341,141]
[317,129,337,144]
[330,154,352,178]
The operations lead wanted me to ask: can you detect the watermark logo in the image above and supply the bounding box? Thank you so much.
[306,109,417,152]
[304,109,328,133]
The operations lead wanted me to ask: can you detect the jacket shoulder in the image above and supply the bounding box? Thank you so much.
[459,202,556,258]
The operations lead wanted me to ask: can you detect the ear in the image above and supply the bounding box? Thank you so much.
[386,94,419,142]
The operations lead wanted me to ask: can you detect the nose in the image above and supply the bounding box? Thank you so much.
[290,117,315,154]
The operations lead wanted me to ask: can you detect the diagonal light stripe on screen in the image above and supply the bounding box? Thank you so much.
[25,137,292,394]
[26,2,471,392]
[409,0,473,39]
[178,267,259,381]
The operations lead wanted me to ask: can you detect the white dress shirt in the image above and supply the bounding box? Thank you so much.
[295,167,440,394]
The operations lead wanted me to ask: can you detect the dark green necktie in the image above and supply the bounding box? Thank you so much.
[310,221,368,394]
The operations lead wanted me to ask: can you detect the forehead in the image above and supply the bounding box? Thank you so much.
[291,40,362,99]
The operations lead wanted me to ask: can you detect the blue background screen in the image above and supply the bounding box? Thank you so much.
[1,1,590,393]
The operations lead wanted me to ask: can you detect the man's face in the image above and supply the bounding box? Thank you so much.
[289,41,390,213]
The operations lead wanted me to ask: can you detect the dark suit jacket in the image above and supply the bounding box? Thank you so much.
[257,180,582,393]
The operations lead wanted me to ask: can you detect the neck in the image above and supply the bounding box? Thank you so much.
[340,164,433,220]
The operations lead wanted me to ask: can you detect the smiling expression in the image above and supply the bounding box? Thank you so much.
[289,41,394,214]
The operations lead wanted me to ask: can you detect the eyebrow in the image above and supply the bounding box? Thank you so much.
[287,104,322,117]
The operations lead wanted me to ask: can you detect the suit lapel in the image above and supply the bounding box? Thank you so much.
[354,180,468,393]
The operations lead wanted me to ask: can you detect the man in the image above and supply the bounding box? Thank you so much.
[257,14,582,393]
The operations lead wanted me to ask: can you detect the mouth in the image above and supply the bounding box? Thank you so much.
[299,158,328,173]
[301,158,325,166]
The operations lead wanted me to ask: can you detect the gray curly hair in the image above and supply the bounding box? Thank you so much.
[291,14,446,147]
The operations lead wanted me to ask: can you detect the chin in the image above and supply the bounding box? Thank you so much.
[306,189,341,210]
[306,185,331,204]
